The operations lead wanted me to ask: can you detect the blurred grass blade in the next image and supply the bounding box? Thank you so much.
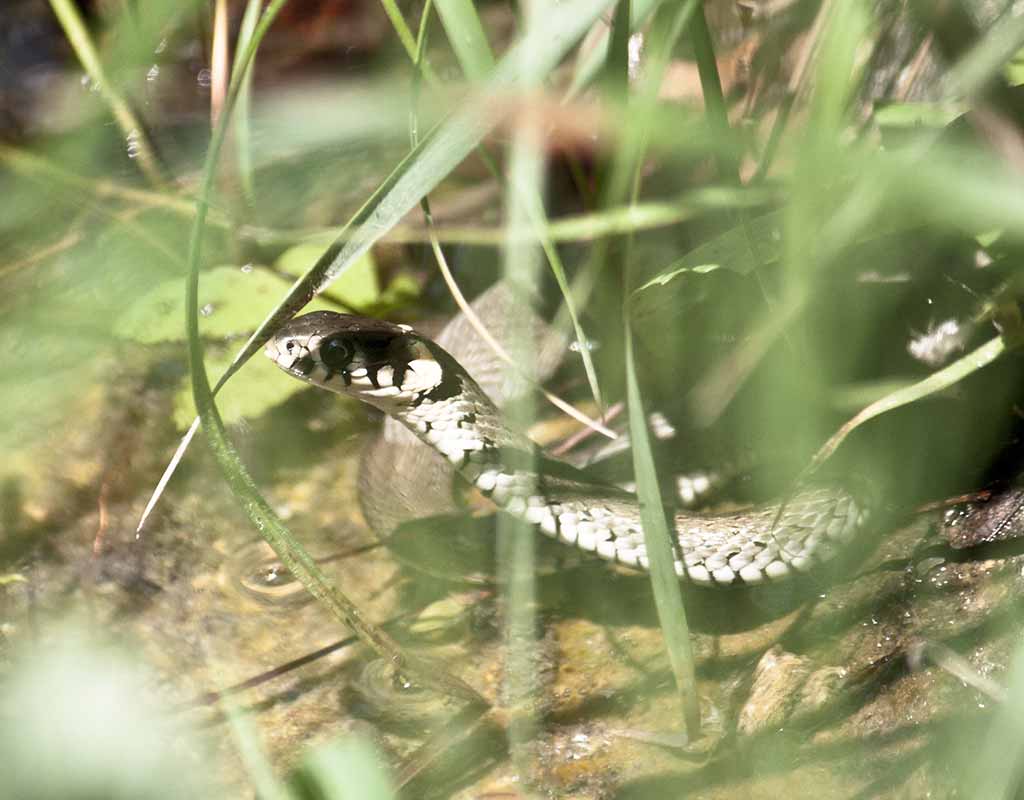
[137,0,617,532]
[946,9,1024,97]
[567,0,662,98]
[519,184,607,412]
[232,0,264,203]
[598,0,700,736]
[222,700,294,800]
[812,334,1009,468]
[297,737,396,800]
[433,0,603,414]
[181,0,485,706]
[963,639,1024,797]
[217,0,619,390]
[434,0,495,79]
[686,1,732,174]
[602,0,632,96]
[47,0,166,186]
[240,190,772,248]
[624,319,700,736]
[499,104,543,777]
[800,0,871,160]
[376,0,425,67]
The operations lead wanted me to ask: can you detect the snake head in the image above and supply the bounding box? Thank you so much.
[265,311,444,406]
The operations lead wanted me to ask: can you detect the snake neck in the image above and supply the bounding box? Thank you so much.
[391,347,534,464]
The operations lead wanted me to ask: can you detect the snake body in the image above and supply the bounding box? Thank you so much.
[265,311,872,586]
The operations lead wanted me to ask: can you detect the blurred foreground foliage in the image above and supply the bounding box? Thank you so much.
[3,0,1024,796]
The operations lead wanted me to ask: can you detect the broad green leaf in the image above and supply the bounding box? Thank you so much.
[275,246,380,310]
[172,344,325,429]
[115,266,344,343]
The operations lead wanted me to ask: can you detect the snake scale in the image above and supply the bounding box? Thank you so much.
[265,309,873,586]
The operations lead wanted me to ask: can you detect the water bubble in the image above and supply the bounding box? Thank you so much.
[146,65,160,82]
[569,338,599,353]
[200,303,214,317]
[126,129,141,159]
[240,263,254,274]
[197,68,212,89]
[627,33,644,81]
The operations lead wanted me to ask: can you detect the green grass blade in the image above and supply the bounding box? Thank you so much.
[945,6,1024,97]
[567,0,663,98]
[232,0,264,204]
[499,115,544,781]
[135,0,619,533]
[686,1,733,175]
[47,0,167,186]
[214,0,619,392]
[376,0,425,67]
[962,639,1024,797]
[181,0,485,706]
[597,0,701,736]
[624,319,700,736]
[602,0,632,96]
[812,334,1010,468]
[434,0,495,79]
[222,700,294,800]
[520,186,607,411]
[297,737,396,800]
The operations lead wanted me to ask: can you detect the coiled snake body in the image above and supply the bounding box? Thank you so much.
[266,311,872,586]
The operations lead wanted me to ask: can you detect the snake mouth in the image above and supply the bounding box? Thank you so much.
[264,338,316,378]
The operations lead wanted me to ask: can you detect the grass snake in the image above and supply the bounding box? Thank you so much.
[265,309,874,586]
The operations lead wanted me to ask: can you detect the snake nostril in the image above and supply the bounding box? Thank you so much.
[285,340,296,353]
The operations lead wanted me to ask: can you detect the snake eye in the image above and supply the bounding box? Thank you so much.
[320,336,354,370]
